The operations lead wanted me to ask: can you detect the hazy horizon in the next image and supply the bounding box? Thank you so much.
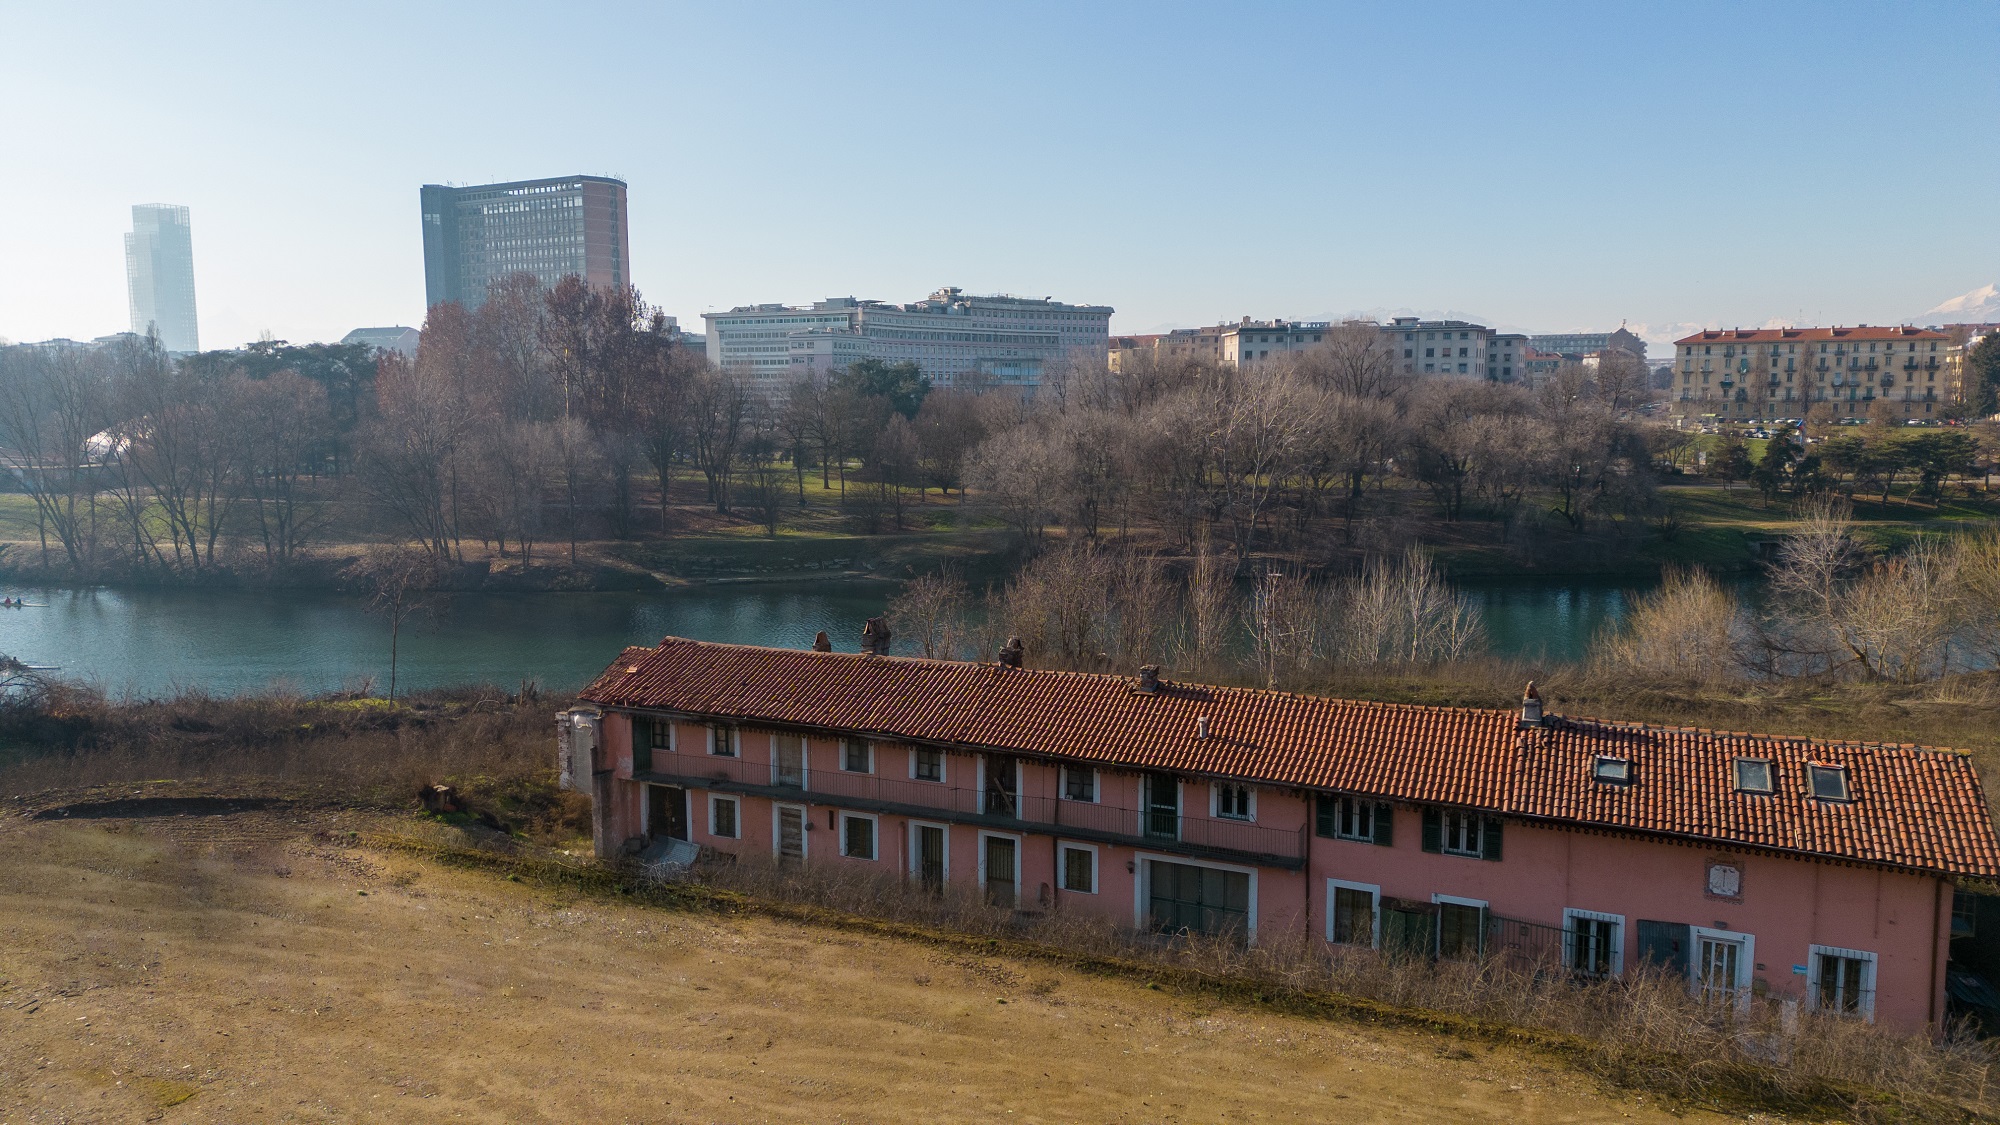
[3,1,1995,352]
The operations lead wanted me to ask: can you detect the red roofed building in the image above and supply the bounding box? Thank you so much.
[1670,325,1961,423]
[568,637,2000,1030]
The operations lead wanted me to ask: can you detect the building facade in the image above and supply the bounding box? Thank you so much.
[419,175,629,311]
[339,326,420,358]
[1380,317,1496,378]
[702,288,1112,393]
[125,204,199,353]
[1671,326,1960,423]
[570,637,2000,1032]
[1222,319,1331,365]
[1529,327,1649,363]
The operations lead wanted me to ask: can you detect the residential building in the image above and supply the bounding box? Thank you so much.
[1671,326,1960,423]
[1108,334,1164,373]
[1528,326,1649,363]
[1380,317,1495,378]
[1222,318,1331,365]
[125,204,199,353]
[702,288,1112,393]
[339,326,420,357]
[419,175,629,311]
[568,637,2000,1031]
[1489,333,1528,383]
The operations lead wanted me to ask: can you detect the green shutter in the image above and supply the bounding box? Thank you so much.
[1481,817,1503,861]
[1372,803,1394,847]
[632,716,652,772]
[1314,794,1335,839]
[1421,808,1442,853]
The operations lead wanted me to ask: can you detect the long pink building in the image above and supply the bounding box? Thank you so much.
[567,637,2000,1031]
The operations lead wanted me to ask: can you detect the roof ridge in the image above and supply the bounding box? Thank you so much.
[1552,711,1969,759]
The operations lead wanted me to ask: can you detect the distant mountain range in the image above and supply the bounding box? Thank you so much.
[1920,283,2000,324]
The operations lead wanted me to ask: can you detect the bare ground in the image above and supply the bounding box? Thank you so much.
[0,804,1730,1124]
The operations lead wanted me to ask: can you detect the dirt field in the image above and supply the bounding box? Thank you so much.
[0,804,1728,1124]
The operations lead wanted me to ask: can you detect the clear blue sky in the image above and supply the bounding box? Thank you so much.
[3,1,1995,351]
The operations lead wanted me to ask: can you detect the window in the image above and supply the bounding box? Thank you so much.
[840,813,877,860]
[1436,897,1486,958]
[1424,807,1500,859]
[1810,764,1850,801]
[1315,794,1392,844]
[1593,756,1631,784]
[1955,890,1979,938]
[1213,782,1254,821]
[912,748,944,782]
[708,724,737,757]
[1062,766,1097,802]
[1810,946,1876,1018]
[648,719,672,750]
[1734,757,1773,793]
[1059,844,1096,893]
[1564,909,1623,976]
[841,739,873,773]
[709,795,740,839]
[1327,880,1379,947]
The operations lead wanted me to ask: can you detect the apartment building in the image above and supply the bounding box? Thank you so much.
[703,288,1112,393]
[1529,327,1649,363]
[1671,326,1960,423]
[1380,317,1495,378]
[420,175,629,311]
[1222,319,1331,364]
[568,636,2000,1031]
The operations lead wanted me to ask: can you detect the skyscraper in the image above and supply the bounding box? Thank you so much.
[125,204,199,353]
[419,175,629,311]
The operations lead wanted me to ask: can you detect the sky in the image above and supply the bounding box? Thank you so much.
[2,1,1996,353]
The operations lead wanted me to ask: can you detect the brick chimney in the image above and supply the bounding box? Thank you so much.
[1136,664,1161,693]
[1519,681,1546,729]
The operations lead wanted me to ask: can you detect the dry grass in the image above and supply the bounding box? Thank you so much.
[0,811,1717,1125]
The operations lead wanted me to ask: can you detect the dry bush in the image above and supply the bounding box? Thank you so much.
[1593,566,1742,684]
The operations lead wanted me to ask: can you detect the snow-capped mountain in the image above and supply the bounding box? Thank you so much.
[1920,283,2000,324]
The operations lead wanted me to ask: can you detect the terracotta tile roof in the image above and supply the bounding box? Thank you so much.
[1673,325,1950,345]
[580,639,2000,878]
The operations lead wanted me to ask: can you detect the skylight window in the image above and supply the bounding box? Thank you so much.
[1810,764,1851,802]
[1734,758,1774,794]
[1593,756,1631,784]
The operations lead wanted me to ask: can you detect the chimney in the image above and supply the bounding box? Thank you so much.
[812,631,832,653]
[1519,681,1545,729]
[1196,715,1209,740]
[1136,664,1161,694]
[997,636,1024,669]
[859,617,892,657]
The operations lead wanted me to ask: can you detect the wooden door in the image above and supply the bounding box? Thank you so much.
[648,785,688,841]
[777,805,805,860]
[774,734,804,788]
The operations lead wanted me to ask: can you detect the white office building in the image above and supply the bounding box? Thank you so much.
[125,204,199,353]
[702,287,1112,393]
[1380,317,1496,379]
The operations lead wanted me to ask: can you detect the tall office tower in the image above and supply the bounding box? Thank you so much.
[124,204,199,353]
[420,175,629,311]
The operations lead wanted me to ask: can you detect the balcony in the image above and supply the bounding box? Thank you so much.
[635,753,1308,868]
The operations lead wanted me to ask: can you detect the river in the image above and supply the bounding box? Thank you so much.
[0,576,1659,698]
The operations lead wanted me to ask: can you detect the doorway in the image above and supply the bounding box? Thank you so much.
[776,804,805,860]
[774,734,805,788]
[1146,859,1249,939]
[982,835,1017,906]
[912,823,946,892]
[647,785,689,841]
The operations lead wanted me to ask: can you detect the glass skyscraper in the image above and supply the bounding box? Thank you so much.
[125,204,199,353]
[420,175,629,311]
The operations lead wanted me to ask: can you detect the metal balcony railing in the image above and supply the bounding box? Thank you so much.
[649,750,1306,861]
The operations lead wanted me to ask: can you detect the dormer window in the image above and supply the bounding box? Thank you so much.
[1734,758,1774,794]
[1810,764,1851,802]
[1593,756,1631,784]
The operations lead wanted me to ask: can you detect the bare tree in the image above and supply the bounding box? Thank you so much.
[0,342,112,573]
[1331,548,1484,665]
[887,568,970,658]
[550,416,601,565]
[687,365,749,512]
[347,549,440,702]
[1594,567,1741,683]
[229,371,334,567]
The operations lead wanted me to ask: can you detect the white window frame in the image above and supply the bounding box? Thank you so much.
[1056,841,1099,894]
[1323,794,1376,842]
[643,715,678,755]
[1325,878,1381,949]
[840,738,874,774]
[707,723,739,758]
[977,829,1024,892]
[772,801,808,860]
[1060,765,1099,803]
[908,746,946,784]
[1562,908,1625,976]
[1440,809,1484,857]
[1432,893,1489,957]
[1807,944,1877,1020]
[908,820,950,883]
[707,794,741,840]
[1211,780,1256,822]
[839,811,880,861]
[1689,926,1755,1008]
[1133,851,1260,945]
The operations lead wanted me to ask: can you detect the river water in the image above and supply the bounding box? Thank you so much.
[0,575,1656,698]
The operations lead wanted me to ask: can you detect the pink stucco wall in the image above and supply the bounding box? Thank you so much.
[594,711,1950,1030]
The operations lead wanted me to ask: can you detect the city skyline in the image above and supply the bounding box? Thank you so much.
[1,2,1995,351]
